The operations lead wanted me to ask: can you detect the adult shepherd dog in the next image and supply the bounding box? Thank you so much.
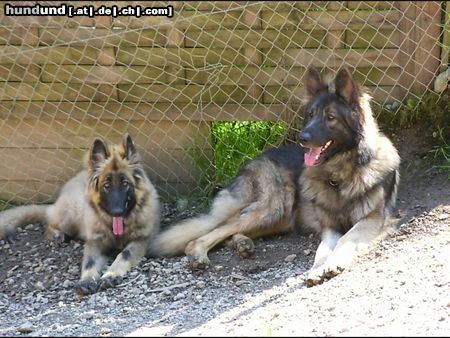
[150,67,400,286]
[0,134,160,295]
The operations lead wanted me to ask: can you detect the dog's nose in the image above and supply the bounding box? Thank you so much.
[111,207,125,217]
[298,131,311,145]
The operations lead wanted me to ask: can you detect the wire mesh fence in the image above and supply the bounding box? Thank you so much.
[0,1,447,206]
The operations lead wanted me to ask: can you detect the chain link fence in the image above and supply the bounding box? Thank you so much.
[0,1,447,206]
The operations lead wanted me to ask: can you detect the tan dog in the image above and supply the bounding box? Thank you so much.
[0,134,160,295]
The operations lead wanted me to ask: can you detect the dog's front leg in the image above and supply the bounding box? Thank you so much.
[304,229,341,286]
[321,210,386,280]
[98,239,148,291]
[76,241,108,296]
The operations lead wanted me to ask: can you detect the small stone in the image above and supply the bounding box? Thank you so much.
[34,281,45,291]
[17,321,34,333]
[214,265,223,271]
[303,249,311,256]
[82,311,95,320]
[285,254,297,263]
[195,281,206,289]
[391,101,401,110]
[67,266,79,276]
[173,292,186,301]
[235,280,246,286]
[437,213,449,220]
[62,280,72,288]
[100,328,112,335]
[25,224,35,230]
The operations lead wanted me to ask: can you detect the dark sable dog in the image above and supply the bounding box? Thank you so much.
[0,134,160,295]
[149,67,400,286]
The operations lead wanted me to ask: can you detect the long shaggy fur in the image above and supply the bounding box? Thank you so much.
[0,204,48,240]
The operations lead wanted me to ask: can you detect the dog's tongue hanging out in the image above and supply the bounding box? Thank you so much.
[113,217,124,236]
[304,147,321,167]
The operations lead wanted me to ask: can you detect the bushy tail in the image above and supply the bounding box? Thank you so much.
[0,204,49,241]
[149,190,245,256]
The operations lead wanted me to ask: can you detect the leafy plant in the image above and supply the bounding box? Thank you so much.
[189,121,286,206]
[430,126,450,177]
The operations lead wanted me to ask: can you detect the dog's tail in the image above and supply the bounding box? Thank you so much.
[148,189,245,257]
[0,204,49,241]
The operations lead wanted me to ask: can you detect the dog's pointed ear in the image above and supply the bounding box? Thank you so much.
[89,138,109,169]
[305,67,327,97]
[122,133,141,164]
[335,68,361,107]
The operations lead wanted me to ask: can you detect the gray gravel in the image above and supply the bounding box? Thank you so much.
[1,132,449,336]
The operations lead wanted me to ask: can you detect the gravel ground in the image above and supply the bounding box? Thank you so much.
[0,127,449,337]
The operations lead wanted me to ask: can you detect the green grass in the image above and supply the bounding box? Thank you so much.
[189,121,286,206]
[430,126,450,178]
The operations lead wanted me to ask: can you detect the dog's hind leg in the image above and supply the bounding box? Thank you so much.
[185,217,242,270]
[229,233,255,258]
[186,201,290,270]
[229,222,292,258]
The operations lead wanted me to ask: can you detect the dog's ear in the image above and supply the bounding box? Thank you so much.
[305,67,327,97]
[335,68,361,107]
[89,138,109,169]
[122,133,141,164]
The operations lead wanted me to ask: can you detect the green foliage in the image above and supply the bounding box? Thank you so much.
[430,126,450,177]
[189,121,286,205]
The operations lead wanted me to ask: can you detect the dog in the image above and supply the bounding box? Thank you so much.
[149,67,400,286]
[0,133,160,295]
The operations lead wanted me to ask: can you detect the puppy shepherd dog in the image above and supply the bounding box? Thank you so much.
[150,67,400,286]
[0,134,160,295]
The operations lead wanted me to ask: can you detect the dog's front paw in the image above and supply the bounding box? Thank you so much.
[185,241,210,271]
[321,253,352,279]
[233,235,255,258]
[75,279,99,296]
[324,264,345,279]
[304,268,326,287]
[188,254,210,271]
[2,230,17,243]
[98,274,123,291]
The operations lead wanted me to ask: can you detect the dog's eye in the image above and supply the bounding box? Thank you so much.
[308,111,313,117]
[122,181,129,187]
[327,115,335,121]
[103,182,110,190]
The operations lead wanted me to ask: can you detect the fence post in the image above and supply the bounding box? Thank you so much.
[413,1,442,91]
[440,1,449,72]
[396,1,417,100]
[242,6,262,110]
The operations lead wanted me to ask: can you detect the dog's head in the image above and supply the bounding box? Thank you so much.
[299,67,365,167]
[87,133,145,236]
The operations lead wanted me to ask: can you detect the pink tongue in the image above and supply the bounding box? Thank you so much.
[304,148,322,167]
[113,217,124,236]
